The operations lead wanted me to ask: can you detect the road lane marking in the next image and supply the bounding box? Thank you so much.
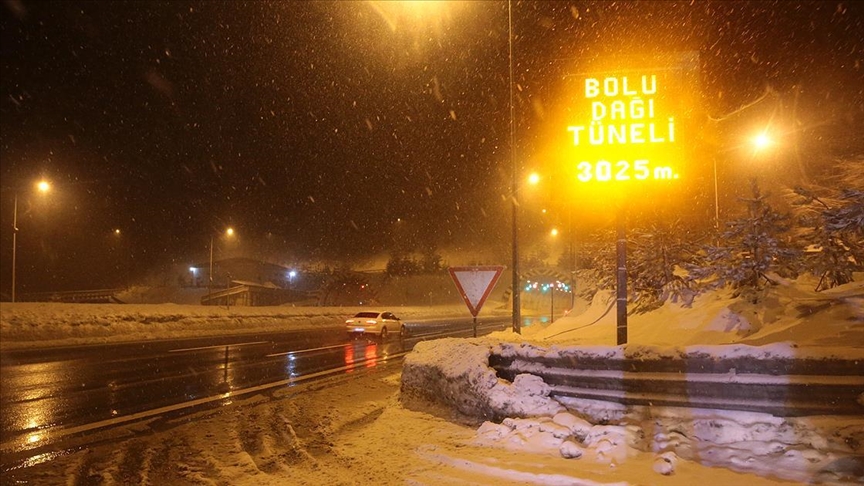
[0,350,411,455]
[266,343,361,357]
[169,341,270,353]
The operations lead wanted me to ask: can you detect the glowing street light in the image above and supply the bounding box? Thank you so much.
[11,179,52,302]
[752,132,773,151]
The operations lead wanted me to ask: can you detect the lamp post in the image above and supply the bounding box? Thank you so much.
[383,0,521,330]
[12,194,18,303]
[713,154,720,231]
[209,236,214,294]
[208,227,235,295]
[712,131,775,231]
[11,180,51,303]
[508,0,521,334]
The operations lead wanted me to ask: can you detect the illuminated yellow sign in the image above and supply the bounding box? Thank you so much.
[567,73,682,184]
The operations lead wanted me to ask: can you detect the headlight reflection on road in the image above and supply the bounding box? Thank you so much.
[284,352,297,377]
[22,419,48,449]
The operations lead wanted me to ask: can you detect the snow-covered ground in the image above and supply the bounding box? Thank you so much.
[1,277,863,484]
[522,274,864,349]
[409,277,862,484]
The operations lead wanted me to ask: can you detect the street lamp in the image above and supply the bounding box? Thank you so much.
[11,179,51,303]
[288,270,297,285]
[752,132,773,152]
[208,227,235,295]
[712,130,777,231]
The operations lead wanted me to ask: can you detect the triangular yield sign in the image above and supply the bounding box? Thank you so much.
[448,266,505,317]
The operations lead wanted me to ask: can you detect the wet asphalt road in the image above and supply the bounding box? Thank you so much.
[0,316,511,466]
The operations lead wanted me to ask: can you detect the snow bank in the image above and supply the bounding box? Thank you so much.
[473,406,864,483]
[400,338,563,422]
[527,280,864,348]
[404,330,864,483]
[0,303,476,349]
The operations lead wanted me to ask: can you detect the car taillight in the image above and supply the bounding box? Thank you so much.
[366,320,378,324]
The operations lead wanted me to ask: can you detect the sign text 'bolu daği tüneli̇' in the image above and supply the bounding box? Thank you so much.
[567,74,681,183]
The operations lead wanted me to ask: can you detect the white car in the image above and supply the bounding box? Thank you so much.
[346,311,405,339]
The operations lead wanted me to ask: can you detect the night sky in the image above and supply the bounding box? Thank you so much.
[1,1,862,293]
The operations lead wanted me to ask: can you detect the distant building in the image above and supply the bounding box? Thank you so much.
[200,280,298,307]
[187,257,296,290]
[184,258,309,307]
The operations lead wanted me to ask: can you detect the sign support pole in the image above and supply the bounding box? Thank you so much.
[616,208,628,345]
[473,316,477,338]
[564,65,690,345]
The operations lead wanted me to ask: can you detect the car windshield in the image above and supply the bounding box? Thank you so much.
[2,2,862,485]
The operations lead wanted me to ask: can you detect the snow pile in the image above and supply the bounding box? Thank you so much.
[472,406,864,483]
[475,412,639,466]
[400,338,563,421]
[475,407,864,483]
[400,338,499,420]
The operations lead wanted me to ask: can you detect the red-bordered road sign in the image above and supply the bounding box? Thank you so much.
[448,266,505,317]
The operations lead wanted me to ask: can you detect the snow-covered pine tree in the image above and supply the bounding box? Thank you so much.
[693,179,798,299]
[575,222,703,313]
[628,219,701,313]
[787,157,863,290]
[792,186,863,290]
[575,229,616,300]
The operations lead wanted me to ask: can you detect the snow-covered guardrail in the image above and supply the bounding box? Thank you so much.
[489,344,864,417]
[17,288,124,303]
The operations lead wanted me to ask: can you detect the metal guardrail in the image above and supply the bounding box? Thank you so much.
[17,289,124,303]
[489,351,864,417]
